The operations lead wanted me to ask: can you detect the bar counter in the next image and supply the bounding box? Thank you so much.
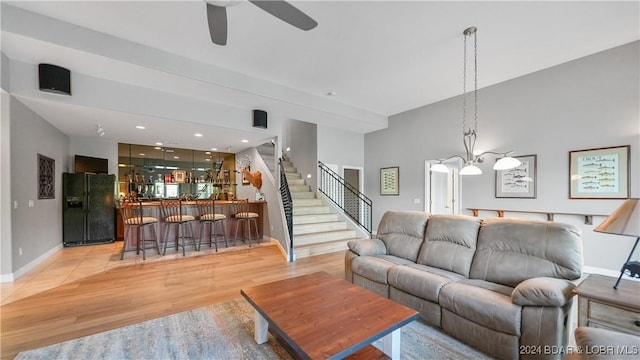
[116,200,266,247]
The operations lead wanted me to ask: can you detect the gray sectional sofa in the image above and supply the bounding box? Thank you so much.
[344,211,583,360]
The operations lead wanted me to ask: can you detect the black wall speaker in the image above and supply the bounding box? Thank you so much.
[39,64,71,95]
[253,109,267,129]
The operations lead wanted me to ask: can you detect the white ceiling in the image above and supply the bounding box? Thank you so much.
[2,1,639,151]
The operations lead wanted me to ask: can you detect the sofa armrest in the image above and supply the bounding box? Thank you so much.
[347,239,387,256]
[512,277,576,307]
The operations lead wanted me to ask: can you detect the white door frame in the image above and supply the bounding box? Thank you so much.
[424,159,462,215]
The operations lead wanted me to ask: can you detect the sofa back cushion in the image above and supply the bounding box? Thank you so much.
[470,218,583,287]
[377,211,429,262]
[416,215,481,277]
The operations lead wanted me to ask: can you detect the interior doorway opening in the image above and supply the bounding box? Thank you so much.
[424,159,462,215]
[343,167,362,224]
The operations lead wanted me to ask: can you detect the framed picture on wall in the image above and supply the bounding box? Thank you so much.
[172,170,186,183]
[380,167,399,196]
[38,153,55,199]
[569,145,630,199]
[495,155,537,198]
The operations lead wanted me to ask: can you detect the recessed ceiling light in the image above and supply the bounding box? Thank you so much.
[195,133,203,137]
[165,149,174,153]
[136,125,146,130]
[173,156,179,159]
[155,142,163,146]
[327,91,337,96]
[139,153,145,156]
[205,151,211,155]
[211,148,217,151]
[154,147,162,150]
[242,139,248,143]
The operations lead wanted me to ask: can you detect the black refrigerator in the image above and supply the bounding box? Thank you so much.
[63,173,116,246]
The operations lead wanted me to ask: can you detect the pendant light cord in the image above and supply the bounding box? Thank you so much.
[462,28,478,138]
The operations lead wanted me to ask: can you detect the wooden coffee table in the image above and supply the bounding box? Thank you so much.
[240,271,419,359]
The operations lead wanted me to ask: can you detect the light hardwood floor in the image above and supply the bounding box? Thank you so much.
[0,240,345,359]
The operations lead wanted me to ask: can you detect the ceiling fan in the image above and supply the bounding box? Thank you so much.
[206,0,318,46]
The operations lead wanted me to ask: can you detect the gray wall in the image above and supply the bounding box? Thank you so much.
[318,125,364,169]
[285,119,317,191]
[10,96,69,272]
[1,52,9,91]
[235,147,289,255]
[365,41,639,272]
[69,137,119,175]
[1,52,12,278]
[1,90,11,278]
[318,126,364,188]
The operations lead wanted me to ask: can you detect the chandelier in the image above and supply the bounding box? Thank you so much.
[431,27,520,175]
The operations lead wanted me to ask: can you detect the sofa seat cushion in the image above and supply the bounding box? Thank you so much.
[388,264,465,302]
[439,279,522,336]
[351,255,412,284]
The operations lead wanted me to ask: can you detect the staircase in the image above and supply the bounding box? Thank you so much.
[256,142,276,176]
[282,159,358,259]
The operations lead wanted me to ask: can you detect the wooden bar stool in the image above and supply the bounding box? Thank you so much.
[160,199,197,256]
[196,198,228,251]
[119,200,160,260]
[232,199,260,246]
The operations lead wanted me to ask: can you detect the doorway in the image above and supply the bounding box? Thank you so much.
[424,160,461,215]
[343,166,364,225]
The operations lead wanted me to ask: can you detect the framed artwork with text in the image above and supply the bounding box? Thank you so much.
[569,145,630,199]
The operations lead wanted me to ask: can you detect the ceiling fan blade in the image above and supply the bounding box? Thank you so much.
[249,0,317,31]
[207,3,228,45]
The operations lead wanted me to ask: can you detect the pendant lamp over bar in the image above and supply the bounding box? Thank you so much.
[432,27,520,175]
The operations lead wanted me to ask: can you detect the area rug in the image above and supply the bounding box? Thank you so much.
[16,298,493,359]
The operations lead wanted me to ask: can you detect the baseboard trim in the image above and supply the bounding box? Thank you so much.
[1,244,63,283]
[264,237,289,261]
[0,272,13,282]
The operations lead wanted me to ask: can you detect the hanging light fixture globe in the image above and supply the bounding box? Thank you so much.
[433,27,520,175]
[494,156,523,170]
[430,162,450,173]
[459,162,482,175]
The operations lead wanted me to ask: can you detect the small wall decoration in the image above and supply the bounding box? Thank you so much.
[38,153,55,199]
[172,170,186,183]
[380,167,399,196]
[569,145,630,199]
[495,155,537,198]
[242,166,251,185]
